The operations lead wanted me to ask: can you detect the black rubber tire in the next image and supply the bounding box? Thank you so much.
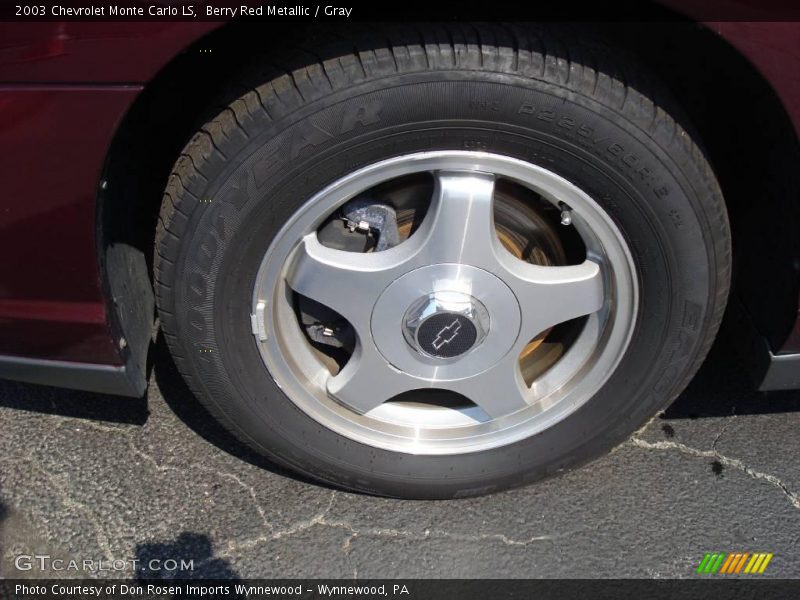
[154,24,731,499]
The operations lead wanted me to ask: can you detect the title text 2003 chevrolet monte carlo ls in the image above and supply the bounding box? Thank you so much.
[1,11,798,498]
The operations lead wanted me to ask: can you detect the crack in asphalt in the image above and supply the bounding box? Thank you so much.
[103,423,278,535]
[27,460,118,562]
[215,472,273,532]
[23,418,281,567]
[211,523,546,566]
[208,490,339,560]
[3,411,603,574]
[7,388,795,579]
[201,488,556,568]
[630,436,800,510]
[711,412,736,451]
[23,421,119,562]
[331,527,554,547]
[83,420,557,561]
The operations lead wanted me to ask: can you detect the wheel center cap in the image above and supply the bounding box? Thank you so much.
[371,264,521,381]
[402,292,489,360]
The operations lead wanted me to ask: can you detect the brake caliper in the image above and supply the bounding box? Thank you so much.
[340,198,400,252]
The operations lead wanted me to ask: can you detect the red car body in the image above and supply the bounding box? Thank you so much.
[0,7,799,395]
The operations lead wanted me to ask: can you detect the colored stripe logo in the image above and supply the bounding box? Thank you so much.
[696,552,773,574]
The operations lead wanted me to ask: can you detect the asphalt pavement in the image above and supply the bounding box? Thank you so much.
[1,334,798,579]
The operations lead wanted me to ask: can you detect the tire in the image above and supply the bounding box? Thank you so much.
[154,24,731,499]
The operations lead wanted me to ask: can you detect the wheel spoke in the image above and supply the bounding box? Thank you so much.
[446,355,531,419]
[501,257,604,341]
[285,234,414,335]
[413,171,500,267]
[327,342,418,414]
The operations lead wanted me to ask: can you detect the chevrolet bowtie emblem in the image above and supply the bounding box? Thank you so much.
[432,318,462,350]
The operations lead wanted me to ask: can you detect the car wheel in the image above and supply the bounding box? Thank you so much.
[154,26,731,498]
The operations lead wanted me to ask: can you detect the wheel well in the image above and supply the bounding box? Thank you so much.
[98,19,800,382]
[613,23,800,354]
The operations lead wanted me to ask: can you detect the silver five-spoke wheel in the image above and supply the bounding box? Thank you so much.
[253,152,638,454]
